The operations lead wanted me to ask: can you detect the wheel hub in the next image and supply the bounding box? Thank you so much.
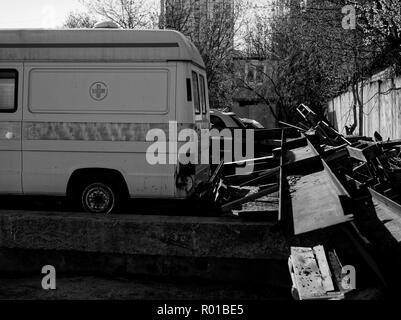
[83,183,114,214]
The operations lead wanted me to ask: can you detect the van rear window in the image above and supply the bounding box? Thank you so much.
[0,70,17,113]
[199,74,207,114]
[192,71,200,114]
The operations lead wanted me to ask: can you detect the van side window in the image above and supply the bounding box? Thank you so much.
[199,74,207,114]
[0,70,18,113]
[186,78,192,102]
[192,71,200,114]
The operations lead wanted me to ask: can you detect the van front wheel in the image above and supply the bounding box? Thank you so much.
[81,182,116,214]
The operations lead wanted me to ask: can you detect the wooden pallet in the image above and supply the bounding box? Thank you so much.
[288,246,353,300]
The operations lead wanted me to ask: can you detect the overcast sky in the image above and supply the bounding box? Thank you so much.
[0,0,86,28]
[0,0,270,29]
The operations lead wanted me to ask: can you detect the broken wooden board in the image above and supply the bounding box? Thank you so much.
[224,169,275,186]
[347,144,381,163]
[221,184,279,212]
[238,166,280,187]
[232,207,278,221]
[283,144,319,166]
[232,195,279,221]
[314,245,334,292]
[289,246,344,300]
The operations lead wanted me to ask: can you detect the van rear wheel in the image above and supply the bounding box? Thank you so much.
[81,182,116,214]
[68,170,128,214]
[76,182,118,214]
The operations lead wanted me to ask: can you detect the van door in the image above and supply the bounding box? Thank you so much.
[0,64,23,194]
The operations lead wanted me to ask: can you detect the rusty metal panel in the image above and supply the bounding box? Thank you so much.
[281,136,353,235]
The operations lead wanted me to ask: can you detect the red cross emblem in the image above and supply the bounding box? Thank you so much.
[90,82,108,101]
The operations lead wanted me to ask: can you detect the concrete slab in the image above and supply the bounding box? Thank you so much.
[0,210,289,260]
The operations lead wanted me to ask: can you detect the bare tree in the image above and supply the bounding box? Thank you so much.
[64,0,159,29]
[162,0,249,109]
[64,11,97,28]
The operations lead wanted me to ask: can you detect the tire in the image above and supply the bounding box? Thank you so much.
[79,180,119,214]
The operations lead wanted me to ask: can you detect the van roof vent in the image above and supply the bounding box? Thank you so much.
[94,21,120,29]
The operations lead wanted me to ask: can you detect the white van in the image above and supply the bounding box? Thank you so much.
[0,28,210,213]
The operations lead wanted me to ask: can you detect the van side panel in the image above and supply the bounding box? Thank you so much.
[29,68,170,114]
[0,63,23,194]
[22,62,178,198]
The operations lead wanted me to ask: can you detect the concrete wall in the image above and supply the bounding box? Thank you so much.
[327,74,401,140]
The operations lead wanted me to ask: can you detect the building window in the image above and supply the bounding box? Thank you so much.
[255,65,265,83]
[0,70,18,112]
[245,61,265,85]
[245,64,255,83]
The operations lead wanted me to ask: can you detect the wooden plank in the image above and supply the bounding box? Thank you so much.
[347,146,368,162]
[238,166,280,187]
[279,121,306,132]
[283,145,319,165]
[233,194,279,219]
[347,144,381,162]
[232,205,278,221]
[221,184,279,212]
[224,169,273,186]
[209,160,224,184]
[313,245,334,292]
[327,250,348,296]
[224,155,273,166]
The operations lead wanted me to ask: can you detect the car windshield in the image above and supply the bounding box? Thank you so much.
[230,115,247,129]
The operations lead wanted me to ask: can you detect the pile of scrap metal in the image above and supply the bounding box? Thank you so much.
[199,157,281,221]
[292,103,401,205]
[195,128,286,220]
[199,126,354,235]
[194,121,390,299]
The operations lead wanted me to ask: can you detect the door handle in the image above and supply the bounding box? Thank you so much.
[5,132,14,140]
